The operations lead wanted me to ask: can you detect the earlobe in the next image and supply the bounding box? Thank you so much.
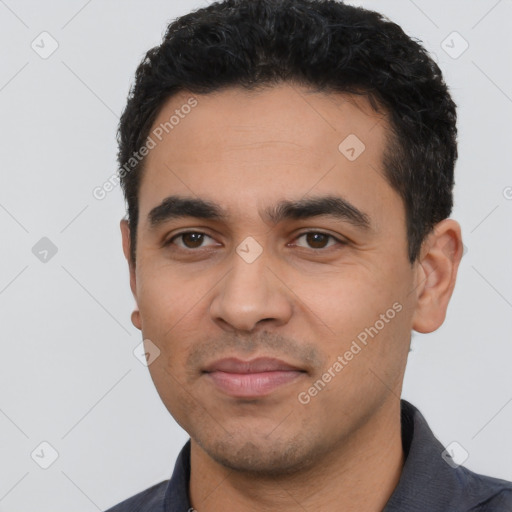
[131,309,142,330]
[411,219,463,334]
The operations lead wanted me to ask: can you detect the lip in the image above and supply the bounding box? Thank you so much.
[203,357,306,398]
[203,357,303,373]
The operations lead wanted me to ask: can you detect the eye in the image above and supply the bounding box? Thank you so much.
[291,231,346,250]
[164,230,346,252]
[165,231,218,250]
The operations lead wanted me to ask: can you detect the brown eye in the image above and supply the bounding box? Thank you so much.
[166,231,216,250]
[293,231,344,250]
[304,233,330,249]
[180,233,205,248]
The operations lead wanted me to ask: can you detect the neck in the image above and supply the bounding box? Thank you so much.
[189,399,404,512]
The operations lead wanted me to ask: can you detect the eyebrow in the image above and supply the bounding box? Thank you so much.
[147,194,372,231]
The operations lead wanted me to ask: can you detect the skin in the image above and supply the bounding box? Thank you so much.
[120,83,463,511]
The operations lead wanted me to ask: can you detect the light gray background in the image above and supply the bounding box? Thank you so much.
[0,0,511,510]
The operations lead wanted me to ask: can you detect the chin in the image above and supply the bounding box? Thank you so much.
[194,431,319,477]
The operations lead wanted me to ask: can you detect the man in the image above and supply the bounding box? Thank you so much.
[106,0,512,510]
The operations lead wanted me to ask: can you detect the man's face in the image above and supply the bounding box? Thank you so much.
[122,83,421,474]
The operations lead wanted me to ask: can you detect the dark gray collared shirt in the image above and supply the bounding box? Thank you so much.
[104,400,512,511]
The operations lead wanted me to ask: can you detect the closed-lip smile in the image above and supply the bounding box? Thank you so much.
[203,357,307,398]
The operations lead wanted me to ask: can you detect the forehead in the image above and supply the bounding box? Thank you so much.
[145,84,389,158]
[137,83,398,230]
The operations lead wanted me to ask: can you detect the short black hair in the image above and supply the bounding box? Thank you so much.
[117,0,457,266]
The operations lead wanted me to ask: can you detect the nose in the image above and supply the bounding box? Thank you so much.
[209,249,293,332]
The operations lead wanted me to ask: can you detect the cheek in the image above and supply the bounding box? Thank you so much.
[136,265,205,327]
[290,269,392,335]
[292,267,412,372]
[135,266,215,364]
[145,355,202,433]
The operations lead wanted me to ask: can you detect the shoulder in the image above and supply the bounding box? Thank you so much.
[391,401,512,511]
[103,480,169,512]
[458,466,512,511]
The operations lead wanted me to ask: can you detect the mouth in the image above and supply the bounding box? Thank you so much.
[202,357,307,398]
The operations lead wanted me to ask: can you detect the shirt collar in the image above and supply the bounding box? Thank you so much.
[383,399,463,511]
[162,400,493,511]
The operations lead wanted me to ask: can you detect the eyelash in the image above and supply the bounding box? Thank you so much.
[164,230,347,252]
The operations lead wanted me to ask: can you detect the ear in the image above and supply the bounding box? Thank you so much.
[120,218,141,330]
[411,219,463,333]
